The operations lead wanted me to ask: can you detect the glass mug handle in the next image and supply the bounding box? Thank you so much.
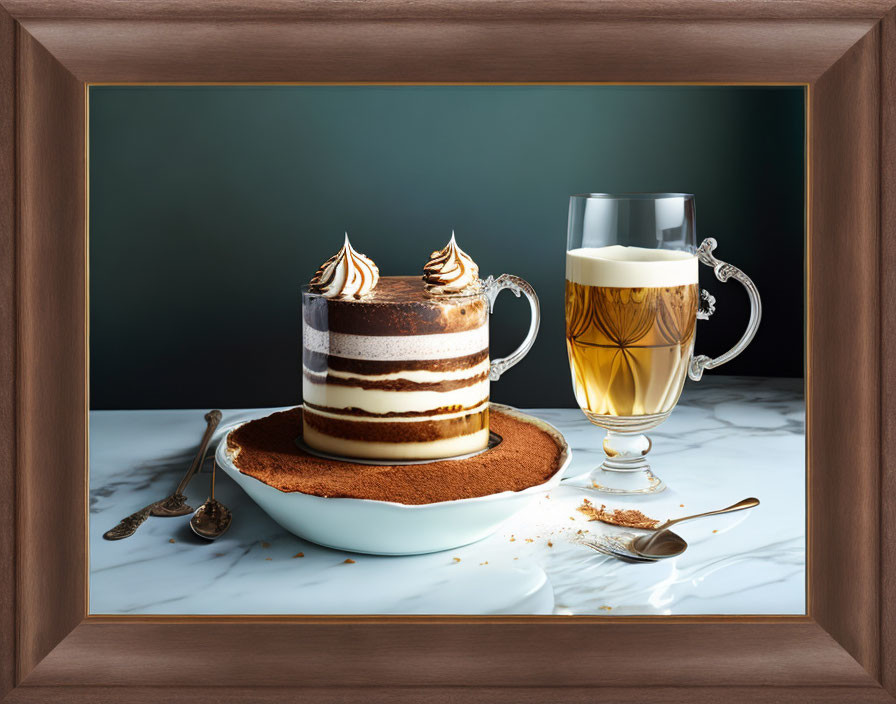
[481,275,541,381]
[689,238,762,381]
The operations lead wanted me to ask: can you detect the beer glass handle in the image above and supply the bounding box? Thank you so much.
[482,274,541,382]
[689,238,762,381]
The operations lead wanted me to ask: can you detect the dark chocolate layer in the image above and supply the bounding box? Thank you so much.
[303,407,488,443]
[303,347,489,375]
[303,370,487,393]
[303,276,488,336]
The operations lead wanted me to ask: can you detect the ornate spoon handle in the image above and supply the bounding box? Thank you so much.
[152,410,222,516]
[102,502,156,541]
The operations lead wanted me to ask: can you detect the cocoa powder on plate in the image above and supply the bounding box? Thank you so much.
[227,407,562,505]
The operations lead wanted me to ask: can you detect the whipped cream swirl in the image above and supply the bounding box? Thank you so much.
[423,231,480,294]
[310,233,379,298]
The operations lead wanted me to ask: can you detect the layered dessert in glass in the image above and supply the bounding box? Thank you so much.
[302,234,490,460]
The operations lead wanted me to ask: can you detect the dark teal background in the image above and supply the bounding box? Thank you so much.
[89,86,804,410]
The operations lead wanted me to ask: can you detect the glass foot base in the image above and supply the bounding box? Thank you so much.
[588,466,666,495]
[577,419,672,495]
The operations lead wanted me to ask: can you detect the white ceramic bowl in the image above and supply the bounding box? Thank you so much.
[215,404,571,555]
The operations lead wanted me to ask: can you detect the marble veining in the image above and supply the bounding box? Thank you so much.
[89,376,804,615]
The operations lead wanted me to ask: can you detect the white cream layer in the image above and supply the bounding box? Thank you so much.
[303,321,488,361]
[302,376,488,415]
[566,245,698,288]
[303,359,490,384]
[302,423,490,460]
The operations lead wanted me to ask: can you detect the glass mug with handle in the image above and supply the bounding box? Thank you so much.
[302,272,540,462]
[565,193,761,494]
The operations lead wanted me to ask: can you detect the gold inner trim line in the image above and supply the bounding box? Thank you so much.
[84,82,809,620]
[90,81,807,86]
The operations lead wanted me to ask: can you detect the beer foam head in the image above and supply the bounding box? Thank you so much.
[566,245,698,288]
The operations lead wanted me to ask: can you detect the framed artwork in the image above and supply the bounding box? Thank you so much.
[86,83,805,614]
[1,1,894,702]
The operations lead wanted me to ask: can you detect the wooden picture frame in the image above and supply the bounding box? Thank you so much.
[1,1,894,701]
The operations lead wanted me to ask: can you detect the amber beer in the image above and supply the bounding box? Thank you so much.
[565,247,699,420]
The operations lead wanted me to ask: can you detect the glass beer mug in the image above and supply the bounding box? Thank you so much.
[565,193,761,494]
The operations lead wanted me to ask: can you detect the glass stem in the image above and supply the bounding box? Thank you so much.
[601,431,652,472]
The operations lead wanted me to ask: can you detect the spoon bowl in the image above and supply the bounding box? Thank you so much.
[632,530,688,559]
[190,457,232,540]
[190,499,232,540]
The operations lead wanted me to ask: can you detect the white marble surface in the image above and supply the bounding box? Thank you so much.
[89,376,804,616]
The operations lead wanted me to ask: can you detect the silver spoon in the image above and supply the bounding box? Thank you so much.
[632,497,760,560]
[190,458,232,540]
[103,410,222,540]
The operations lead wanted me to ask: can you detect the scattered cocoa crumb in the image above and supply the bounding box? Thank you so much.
[547,541,553,548]
[509,537,516,542]
[576,529,584,535]
[453,557,461,563]
[680,504,685,508]
[479,561,488,565]
[569,517,575,521]
[577,498,660,529]
[525,538,534,543]
[712,529,719,534]
[293,552,304,558]
[513,557,518,560]
[344,558,356,564]
[599,605,613,611]
[168,538,175,544]
[261,541,271,548]
[265,557,272,561]
[214,552,225,557]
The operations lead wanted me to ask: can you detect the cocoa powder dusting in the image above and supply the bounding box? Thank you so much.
[577,498,660,529]
[227,407,562,505]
